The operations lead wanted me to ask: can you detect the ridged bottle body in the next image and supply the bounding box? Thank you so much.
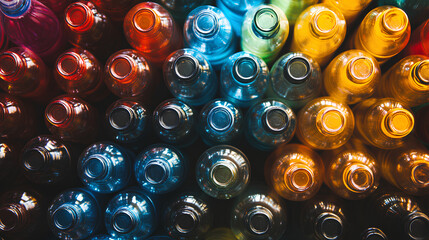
[403,19,429,56]
[323,0,372,23]
[271,0,317,25]
[217,0,264,36]
[0,93,36,140]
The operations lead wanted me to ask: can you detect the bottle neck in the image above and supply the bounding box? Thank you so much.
[209,160,238,188]
[52,205,79,231]
[232,56,259,85]
[193,10,219,38]
[158,105,185,131]
[314,212,343,240]
[143,159,170,185]
[347,56,375,84]
[284,163,314,193]
[343,163,374,193]
[132,7,161,35]
[108,105,136,131]
[56,52,86,80]
[173,207,199,234]
[83,156,110,180]
[0,0,31,18]
[404,212,429,240]
[316,107,346,136]
[381,108,414,139]
[109,55,137,84]
[361,228,388,240]
[0,51,25,83]
[22,147,49,172]
[245,206,273,235]
[112,207,138,234]
[310,9,339,39]
[252,7,280,39]
[0,204,25,232]
[65,2,95,32]
[380,7,408,36]
[411,60,429,87]
[174,55,201,84]
[207,106,234,132]
[410,161,429,188]
[262,107,289,133]
[283,56,311,84]
[45,99,74,127]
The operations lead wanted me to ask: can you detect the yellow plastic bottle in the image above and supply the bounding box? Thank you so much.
[205,228,237,240]
[265,144,324,201]
[324,50,381,105]
[296,97,355,150]
[377,55,429,107]
[322,138,380,200]
[323,0,373,23]
[353,98,414,149]
[351,6,411,64]
[291,3,346,67]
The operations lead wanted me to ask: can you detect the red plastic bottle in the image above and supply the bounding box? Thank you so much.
[92,0,135,22]
[0,94,36,140]
[403,19,429,57]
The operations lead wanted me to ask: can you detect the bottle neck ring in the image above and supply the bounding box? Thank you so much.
[209,160,238,188]
[252,7,279,39]
[56,52,85,79]
[232,56,259,84]
[0,52,25,82]
[65,3,94,32]
[310,9,339,39]
[173,208,199,234]
[262,107,289,133]
[193,11,219,38]
[347,57,374,84]
[112,208,137,234]
[343,163,374,193]
[22,147,49,171]
[207,106,234,132]
[158,105,184,130]
[246,206,273,235]
[144,159,169,185]
[0,204,23,232]
[315,212,343,240]
[283,56,311,84]
[316,107,346,136]
[381,108,414,138]
[46,100,74,127]
[83,155,109,180]
[108,106,136,131]
[52,205,78,231]
[285,164,314,192]
[133,8,160,33]
[174,55,200,83]
[0,0,31,18]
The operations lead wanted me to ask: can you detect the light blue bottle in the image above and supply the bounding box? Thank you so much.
[105,188,157,240]
[77,142,132,193]
[220,51,269,108]
[217,0,264,36]
[183,5,236,70]
[163,48,217,106]
[245,99,296,151]
[153,99,198,147]
[47,188,102,240]
[199,99,243,146]
[196,145,250,199]
[135,144,186,194]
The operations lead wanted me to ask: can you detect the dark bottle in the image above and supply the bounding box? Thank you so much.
[0,15,7,51]
[90,234,116,240]
[0,93,36,140]
[0,139,18,181]
[359,228,388,240]
[403,19,429,56]
[157,0,210,24]
[39,0,71,17]
[377,0,429,27]
[92,0,134,22]
[414,104,429,146]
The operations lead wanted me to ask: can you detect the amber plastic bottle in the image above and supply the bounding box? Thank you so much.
[377,55,429,107]
[291,3,346,67]
[351,6,411,64]
[322,0,372,23]
[265,144,324,201]
[0,94,36,140]
[324,50,381,105]
[297,97,354,150]
[353,98,414,149]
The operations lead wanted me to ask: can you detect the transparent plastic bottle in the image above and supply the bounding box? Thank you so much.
[241,5,289,65]
[267,52,322,109]
[184,5,236,70]
[324,50,381,105]
[78,142,132,193]
[291,4,346,67]
[39,0,71,17]
[196,145,250,199]
[157,0,210,24]
[270,0,317,25]
[377,0,429,27]
[296,97,355,150]
[105,188,157,239]
[199,99,243,146]
[124,2,183,66]
[135,144,186,194]
[376,55,429,107]
[163,48,217,106]
[92,0,134,22]
[0,93,36,140]
[217,0,264,36]
[230,188,287,240]
[90,234,116,240]
[220,52,269,108]
[205,228,237,240]
[0,140,18,181]
[48,188,102,240]
[403,19,429,56]
[323,0,372,23]
[265,144,324,201]
[322,139,380,200]
[353,98,414,149]
[360,228,388,240]
[245,99,296,151]
[351,6,411,64]
[153,99,198,147]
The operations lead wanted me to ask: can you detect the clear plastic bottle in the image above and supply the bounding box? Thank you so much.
[184,5,236,70]
[324,50,381,105]
[270,0,317,25]
[104,188,157,239]
[291,3,346,67]
[48,188,102,240]
[353,98,414,149]
[220,51,269,108]
[377,55,429,107]
[77,142,132,193]
[241,4,289,65]
[163,48,217,106]
[196,145,250,199]
[351,6,411,64]
[135,144,186,194]
[377,0,429,27]
[403,19,429,56]
[323,0,373,23]
[153,99,198,147]
[217,0,264,36]
[296,97,355,150]
[267,52,322,109]
[0,93,36,140]
[265,144,324,201]
[245,99,296,151]
[205,228,237,240]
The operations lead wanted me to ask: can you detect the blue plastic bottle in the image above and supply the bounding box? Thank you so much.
[199,99,243,146]
[90,235,115,240]
[245,99,297,151]
[153,99,198,147]
[47,188,102,240]
[196,145,250,199]
[220,51,269,108]
[104,188,157,240]
[77,142,132,193]
[217,0,264,36]
[183,5,236,70]
[135,144,186,194]
[163,48,217,106]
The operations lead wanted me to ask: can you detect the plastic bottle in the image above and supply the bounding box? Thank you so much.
[403,19,429,56]
[39,0,71,17]
[124,2,183,66]
[351,6,411,64]
[48,188,102,240]
[245,99,296,151]
[135,144,186,194]
[267,52,322,109]
[324,50,381,105]
[92,0,134,22]
[217,0,264,36]
[377,0,429,27]
[296,97,355,150]
[0,93,36,140]
[265,144,324,201]
[323,0,372,23]
[271,0,317,25]
[360,228,388,240]
[241,5,289,65]
[105,188,157,239]
[153,99,198,147]
[220,52,269,108]
[163,48,217,106]
[157,0,211,24]
[205,228,237,240]
[199,99,243,146]
[147,236,174,240]
[0,140,18,181]
[90,234,116,240]
[0,15,7,51]
[377,55,429,107]
[291,4,346,67]
[184,5,236,70]
[353,98,414,149]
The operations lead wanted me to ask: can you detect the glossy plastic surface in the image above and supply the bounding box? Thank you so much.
[271,0,317,25]
[0,140,18,181]
[323,0,372,23]
[403,19,429,56]
[158,0,210,23]
[92,0,134,21]
[0,93,36,140]
[217,0,264,36]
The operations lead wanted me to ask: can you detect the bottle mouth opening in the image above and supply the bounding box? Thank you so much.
[174,210,198,234]
[408,214,429,239]
[159,106,183,130]
[316,108,346,136]
[144,160,169,184]
[194,11,219,37]
[46,100,72,126]
[315,213,343,240]
[22,148,47,171]
[207,106,234,132]
[209,161,238,188]
[247,207,273,235]
[344,164,374,193]
[381,8,408,34]
[232,56,259,84]
[414,60,429,85]
[174,55,200,81]
[286,165,314,192]
[411,162,429,187]
[109,106,134,130]
[0,53,21,79]
[348,57,374,83]
[284,56,311,84]
[57,53,83,77]
[52,206,77,231]
[112,209,136,234]
[361,228,387,240]
[0,206,20,232]
[382,109,414,138]
[311,9,339,38]
[65,3,94,31]
[263,107,289,133]
[83,156,108,180]
[133,8,157,32]
[110,56,134,81]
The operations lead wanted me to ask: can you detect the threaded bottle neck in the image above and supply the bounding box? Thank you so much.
[252,7,279,39]
[0,0,31,18]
